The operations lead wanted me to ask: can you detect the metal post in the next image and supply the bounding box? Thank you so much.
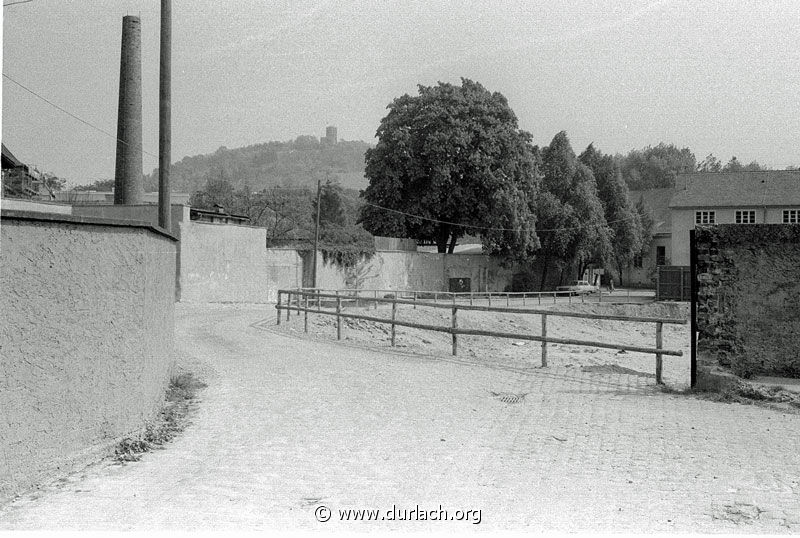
[158,0,171,230]
[451,307,458,356]
[488,293,491,306]
[553,291,556,304]
[286,291,291,321]
[538,293,541,305]
[470,290,474,306]
[413,291,417,309]
[522,293,526,306]
[391,301,397,346]
[541,314,548,367]
[276,291,282,325]
[304,294,308,333]
[374,289,378,310]
[506,293,510,307]
[336,296,342,340]
[690,228,698,388]
[656,321,663,384]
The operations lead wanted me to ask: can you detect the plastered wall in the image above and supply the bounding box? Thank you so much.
[0,213,177,503]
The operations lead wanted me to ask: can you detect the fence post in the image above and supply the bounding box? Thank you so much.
[538,293,541,305]
[523,293,526,306]
[374,289,378,310]
[470,290,474,306]
[541,314,548,367]
[451,307,458,356]
[317,288,321,309]
[434,292,438,304]
[553,291,556,304]
[304,294,309,333]
[276,291,282,325]
[413,291,417,309]
[506,293,510,307]
[656,321,663,384]
[391,300,397,346]
[336,296,342,340]
[286,291,291,321]
[488,293,491,306]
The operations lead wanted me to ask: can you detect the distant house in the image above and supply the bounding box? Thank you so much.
[623,187,674,286]
[1,144,48,198]
[669,170,800,265]
[189,205,250,225]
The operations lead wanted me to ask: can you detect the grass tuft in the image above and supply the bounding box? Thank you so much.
[115,372,207,463]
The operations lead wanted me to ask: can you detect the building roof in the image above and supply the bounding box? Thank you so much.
[628,187,674,235]
[1,144,24,169]
[670,170,800,208]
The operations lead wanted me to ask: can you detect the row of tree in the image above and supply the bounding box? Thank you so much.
[358,79,655,289]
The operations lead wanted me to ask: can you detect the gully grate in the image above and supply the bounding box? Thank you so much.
[490,391,527,404]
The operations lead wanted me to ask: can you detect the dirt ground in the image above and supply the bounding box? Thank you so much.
[276,299,692,388]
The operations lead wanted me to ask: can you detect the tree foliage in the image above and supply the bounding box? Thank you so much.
[619,143,696,189]
[535,132,611,289]
[579,143,643,284]
[360,78,539,257]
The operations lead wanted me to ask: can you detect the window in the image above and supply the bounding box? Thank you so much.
[633,254,643,268]
[656,246,666,266]
[695,211,716,225]
[735,210,756,224]
[784,210,800,224]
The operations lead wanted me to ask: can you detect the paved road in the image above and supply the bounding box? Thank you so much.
[1,303,798,532]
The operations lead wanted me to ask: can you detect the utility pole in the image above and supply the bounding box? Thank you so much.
[312,178,322,289]
[158,0,171,232]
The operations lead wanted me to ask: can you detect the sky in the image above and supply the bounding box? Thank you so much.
[2,0,799,187]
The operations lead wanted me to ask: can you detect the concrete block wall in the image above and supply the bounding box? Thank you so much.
[696,224,800,378]
[0,211,177,503]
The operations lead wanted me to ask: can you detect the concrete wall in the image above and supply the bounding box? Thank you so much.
[0,211,177,503]
[313,251,515,292]
[696,224,800,378]
[0,199,73,215]
[179,219,272,303]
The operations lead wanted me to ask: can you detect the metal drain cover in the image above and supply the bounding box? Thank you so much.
[490,391,527,404]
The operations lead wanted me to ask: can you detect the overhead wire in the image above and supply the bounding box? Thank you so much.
[2,72,159,161]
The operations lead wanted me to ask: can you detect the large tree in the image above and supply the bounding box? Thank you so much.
[359,78,540,256]
[579,143,643,285]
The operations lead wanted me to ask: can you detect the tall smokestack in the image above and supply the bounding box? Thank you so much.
[158,0,171,231]
[114,15,143,205]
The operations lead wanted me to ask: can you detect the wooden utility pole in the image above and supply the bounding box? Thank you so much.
[312,178,322,288]
[158,0,171,232]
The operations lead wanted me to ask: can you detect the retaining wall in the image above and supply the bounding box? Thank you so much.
[0,211,177,503]
[695,224,800,378]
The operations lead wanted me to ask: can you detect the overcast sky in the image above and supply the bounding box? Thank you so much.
[2,0,799,186]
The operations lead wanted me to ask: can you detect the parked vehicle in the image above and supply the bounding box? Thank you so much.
[557,280,598,296]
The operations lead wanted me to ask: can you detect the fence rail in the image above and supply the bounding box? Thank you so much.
[293,286,648,308]
[276,289,685,384]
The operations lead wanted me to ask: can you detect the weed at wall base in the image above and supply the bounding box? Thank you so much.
[115,372,207,463]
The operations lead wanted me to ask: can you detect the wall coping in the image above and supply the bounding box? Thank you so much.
[1,209,178,242]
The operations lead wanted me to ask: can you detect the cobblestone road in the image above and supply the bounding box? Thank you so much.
[1,303,798,532]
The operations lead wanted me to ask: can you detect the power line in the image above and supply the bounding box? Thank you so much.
[2,72,159,160]
[335,189,637,234]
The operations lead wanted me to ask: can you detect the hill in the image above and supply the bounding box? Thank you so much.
[143,137,371,194]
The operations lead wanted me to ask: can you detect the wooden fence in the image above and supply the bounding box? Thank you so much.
[276,289,686,384]
[293,286,649,309]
